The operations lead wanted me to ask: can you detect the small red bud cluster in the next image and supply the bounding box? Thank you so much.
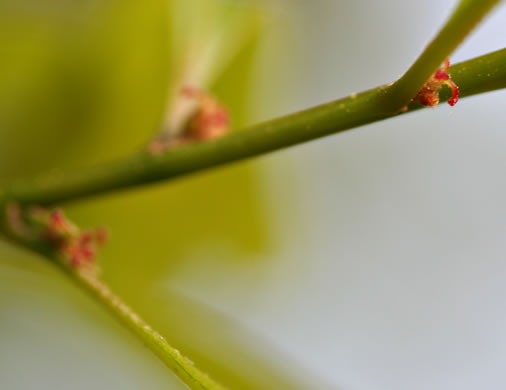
[149,87,229,154]
[414,59,459,107]
[180,86,229,140]
[31,208,107,268]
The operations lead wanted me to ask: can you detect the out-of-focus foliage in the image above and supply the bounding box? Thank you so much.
[0,0,169,179]
[0,0,327,389]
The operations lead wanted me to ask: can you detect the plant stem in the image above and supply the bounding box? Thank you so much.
[1,4,502,388]
[1,48,505,207]
[380,0,502,112]
[0,223,228,390]
[72,268,228,390]
[0,204,226,389]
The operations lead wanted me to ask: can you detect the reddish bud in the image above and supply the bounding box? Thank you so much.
[182,86,229,141]
[414,59,459,107]
[148,87,229,154]
[8,205,107,270]
[80,245,95,261]
[49,209,66,234]
[80,231,93,244]
[434,69,449,81]
[446,80,459,106]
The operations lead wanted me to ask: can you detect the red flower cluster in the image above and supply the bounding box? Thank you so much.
[414,59,459,107]
[149,87,229,154]
[181,86,229,140]
[40,209,107,268]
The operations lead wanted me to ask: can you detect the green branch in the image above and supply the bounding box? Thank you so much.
[1,48,505,207]
[0,224,227,390]
[74,268,227,390]
[380,0,502,112]
[0,4,504,389]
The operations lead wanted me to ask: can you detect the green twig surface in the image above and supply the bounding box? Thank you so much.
[1,48,505,207]
[380,0,502,112]
[0,223,228,390]
[74,268,228,390]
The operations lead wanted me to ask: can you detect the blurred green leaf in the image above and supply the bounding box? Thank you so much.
[0,0,321,389]
[0,0,169,181]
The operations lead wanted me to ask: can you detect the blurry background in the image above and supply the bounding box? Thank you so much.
[1,0,506,389]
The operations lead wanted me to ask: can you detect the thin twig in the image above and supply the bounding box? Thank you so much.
[380,0,502,112]
[75,268,228,390]
[0,212,228,390]
[1,49,505,207]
